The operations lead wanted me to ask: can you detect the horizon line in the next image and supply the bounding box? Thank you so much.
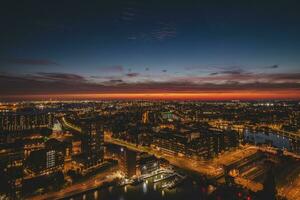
[1,91,300,101]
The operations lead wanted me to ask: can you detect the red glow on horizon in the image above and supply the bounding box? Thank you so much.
[2,90,300,101]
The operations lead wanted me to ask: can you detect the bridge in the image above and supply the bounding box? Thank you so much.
[255,124,300,141]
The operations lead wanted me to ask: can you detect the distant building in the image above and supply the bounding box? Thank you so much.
[52,120,63,133]
[142,111,149,124]
[71,140,82,155]
[0,111,54,132]
[161,111,178,122]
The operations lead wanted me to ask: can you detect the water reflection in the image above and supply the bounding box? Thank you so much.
[94,190,98,199]
[72,177,206,200]
[244,129,290,150]
[143,182,148,194]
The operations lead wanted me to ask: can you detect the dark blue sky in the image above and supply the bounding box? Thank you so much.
[0,0,300,99]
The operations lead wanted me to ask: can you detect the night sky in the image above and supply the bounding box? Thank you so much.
[0,0,300,100]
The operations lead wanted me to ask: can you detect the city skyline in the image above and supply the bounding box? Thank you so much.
[1,100,299,199]
[1,1,300,100]
[1,2,300,198]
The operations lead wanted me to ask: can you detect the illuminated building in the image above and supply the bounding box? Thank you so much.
[119,147,137,178]
[25,139,64,175]
[153,130,187,156]
[0,111,54,132]
[52,120,63,134]
[142,111,149,124]
[161,111,178,121]
[78,120,104,171]
[153,128,238,160]
[138,154,159,175]
[46,150,56,168]
[0,141,24,197]
[71,140,82,155]
[0,100,299,199]
[23,138,45,158]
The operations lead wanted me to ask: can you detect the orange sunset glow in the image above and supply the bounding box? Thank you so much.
[2,1,300,200]
[5,90,300,101]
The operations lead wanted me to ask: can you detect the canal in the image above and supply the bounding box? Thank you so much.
[65,176,209,200]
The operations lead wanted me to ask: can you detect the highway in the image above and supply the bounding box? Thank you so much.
[61,117,82,132]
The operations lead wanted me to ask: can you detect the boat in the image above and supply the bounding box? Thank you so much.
[131,178,143,186]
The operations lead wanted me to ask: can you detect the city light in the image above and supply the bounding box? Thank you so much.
[1,1,300,199]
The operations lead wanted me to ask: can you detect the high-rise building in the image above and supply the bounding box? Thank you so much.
[81,120,104,169]
[46,150,56,168]
[120,148,137,178]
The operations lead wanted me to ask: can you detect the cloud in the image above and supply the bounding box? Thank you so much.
[185,65,280,75]
[99,65,124,72]
[121,16,134,21]
[126,72,139,77]
[2,58,60,66]
[128,36,137,40]
[97,79,124,85]
[217,69,248,75]
[265,73,300,82]
[0,72,300,99]
[108,79,123,84]
[265,64,279,69]
[152,22,177,40]
[128,21,177,42]
[121,7,137,22]
[184,65,242,73]
[209,72,219,76]
[185,66,201,71]
[162,70,167,73]
[172,72,300,85]
[122,11,136,17]
[34,72,85,82]
[208,67,250,77]
[120,2,138,22]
